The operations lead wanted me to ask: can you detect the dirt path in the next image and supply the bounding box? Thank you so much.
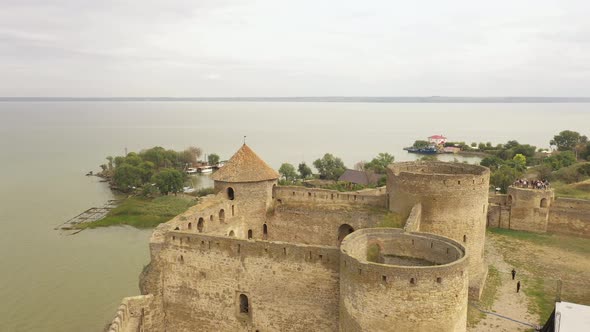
[469,237,540,332]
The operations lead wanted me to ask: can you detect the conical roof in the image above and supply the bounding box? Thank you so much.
[211,144,279,183]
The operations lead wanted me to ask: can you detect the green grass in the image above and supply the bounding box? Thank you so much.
[377,212,405,228]
[79,195,196,229]
[468,265,502,327]
[487,228,590,256]
[521,277,556,320]
[553,179,590,200]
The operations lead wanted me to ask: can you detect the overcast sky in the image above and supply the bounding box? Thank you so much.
[1,0,589,97]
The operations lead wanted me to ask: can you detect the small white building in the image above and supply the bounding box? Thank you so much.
[553,301,590,331]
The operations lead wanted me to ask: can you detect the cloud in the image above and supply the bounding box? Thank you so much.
[1,0,590,96]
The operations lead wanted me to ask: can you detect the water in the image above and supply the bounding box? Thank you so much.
[0,101,588,331]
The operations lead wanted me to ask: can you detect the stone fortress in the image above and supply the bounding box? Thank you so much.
[106,144,589,332]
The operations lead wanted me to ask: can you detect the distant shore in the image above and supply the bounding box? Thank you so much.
[3,96,590,103]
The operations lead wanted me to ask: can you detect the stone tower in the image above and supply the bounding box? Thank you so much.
[211,144,279,224]
[386,161,490,298]
[506,186,554,233]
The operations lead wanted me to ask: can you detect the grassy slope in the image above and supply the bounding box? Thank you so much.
[487,228,590,320]
[79,195,196,229]
[553,179,590,200]
[467,265,502,327]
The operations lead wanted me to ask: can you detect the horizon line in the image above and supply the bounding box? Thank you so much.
[2,96,590,103]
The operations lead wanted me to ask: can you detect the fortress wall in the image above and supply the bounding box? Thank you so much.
[387,162,489,296]
[403,203,422,232]
[505,187,553,233]
[159,232,340,332]
[339,229,468,332]
[266,202,388,247]
[105,295,155,332]
[548,198,590,238]
[274,186,388,208]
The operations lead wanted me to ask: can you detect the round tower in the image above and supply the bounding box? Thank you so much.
[211,144,279,224]
[386,161,490,298]
[339,228,468,332]
[506,186,554,233]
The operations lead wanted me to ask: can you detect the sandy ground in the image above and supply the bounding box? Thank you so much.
[469,237,539,332]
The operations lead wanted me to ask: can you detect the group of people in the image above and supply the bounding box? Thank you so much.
[513,178,551,190]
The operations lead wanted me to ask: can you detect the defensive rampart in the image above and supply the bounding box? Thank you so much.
[387,161,489,298]
[158,231,340,332]
[547,197,590,238]
[273,186,388,208]
[105,295,155,332]
[339,228,468,332]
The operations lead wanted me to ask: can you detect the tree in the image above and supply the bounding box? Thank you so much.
[544,151,577,171]
[512,154,527,171]
[279,163,298,181]
[152,169,184,195]
[298,162,312,179]
[413,140,429,148]
[313,153,346,180]
[490,165,522,193]
[365,153,395,174]
[113,164,144,191]
[208,153,220,165]
[471,142,477,147]
[480,156,504,170]
[354,161,366,171]
[551,130,588,152]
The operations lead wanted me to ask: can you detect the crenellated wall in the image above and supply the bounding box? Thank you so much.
[339,228,468,332]
[157,231,340,332]
[387,161,489,298]
[273,186,388,208]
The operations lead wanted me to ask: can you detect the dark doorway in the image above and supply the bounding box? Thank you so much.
[338,224,354,244]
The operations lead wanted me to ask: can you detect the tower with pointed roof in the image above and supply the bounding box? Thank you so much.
[211,144,279,219]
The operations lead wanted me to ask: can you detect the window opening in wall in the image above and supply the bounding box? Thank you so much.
[283,248,287,255]
[277,199,282,204]
[219,209,225,223]
[229,230,235,237]
[458,180,461,185]
[410,278,416,284]
[174,227,179,230]
[188,222,192,230]
[437,277,442,283]
[308,192,312,197]
[337,224,355,244]
[263,224,268,240]
[179,255,184,262]
[239,294,249,314]
[463,235,467,243]
[248,229,253,239]
[540,198,548,208]
[227,187,235,200]
[292,191,295,196]
[319,254,323,260]
[232,205,235,216]
[197,218,204,233]
[331,193,334,200]
[382,275,387,283]
[210,215,214,221]
[272,184,276,199]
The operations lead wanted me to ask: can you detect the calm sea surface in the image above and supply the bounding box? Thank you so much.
[0,102,588,331]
